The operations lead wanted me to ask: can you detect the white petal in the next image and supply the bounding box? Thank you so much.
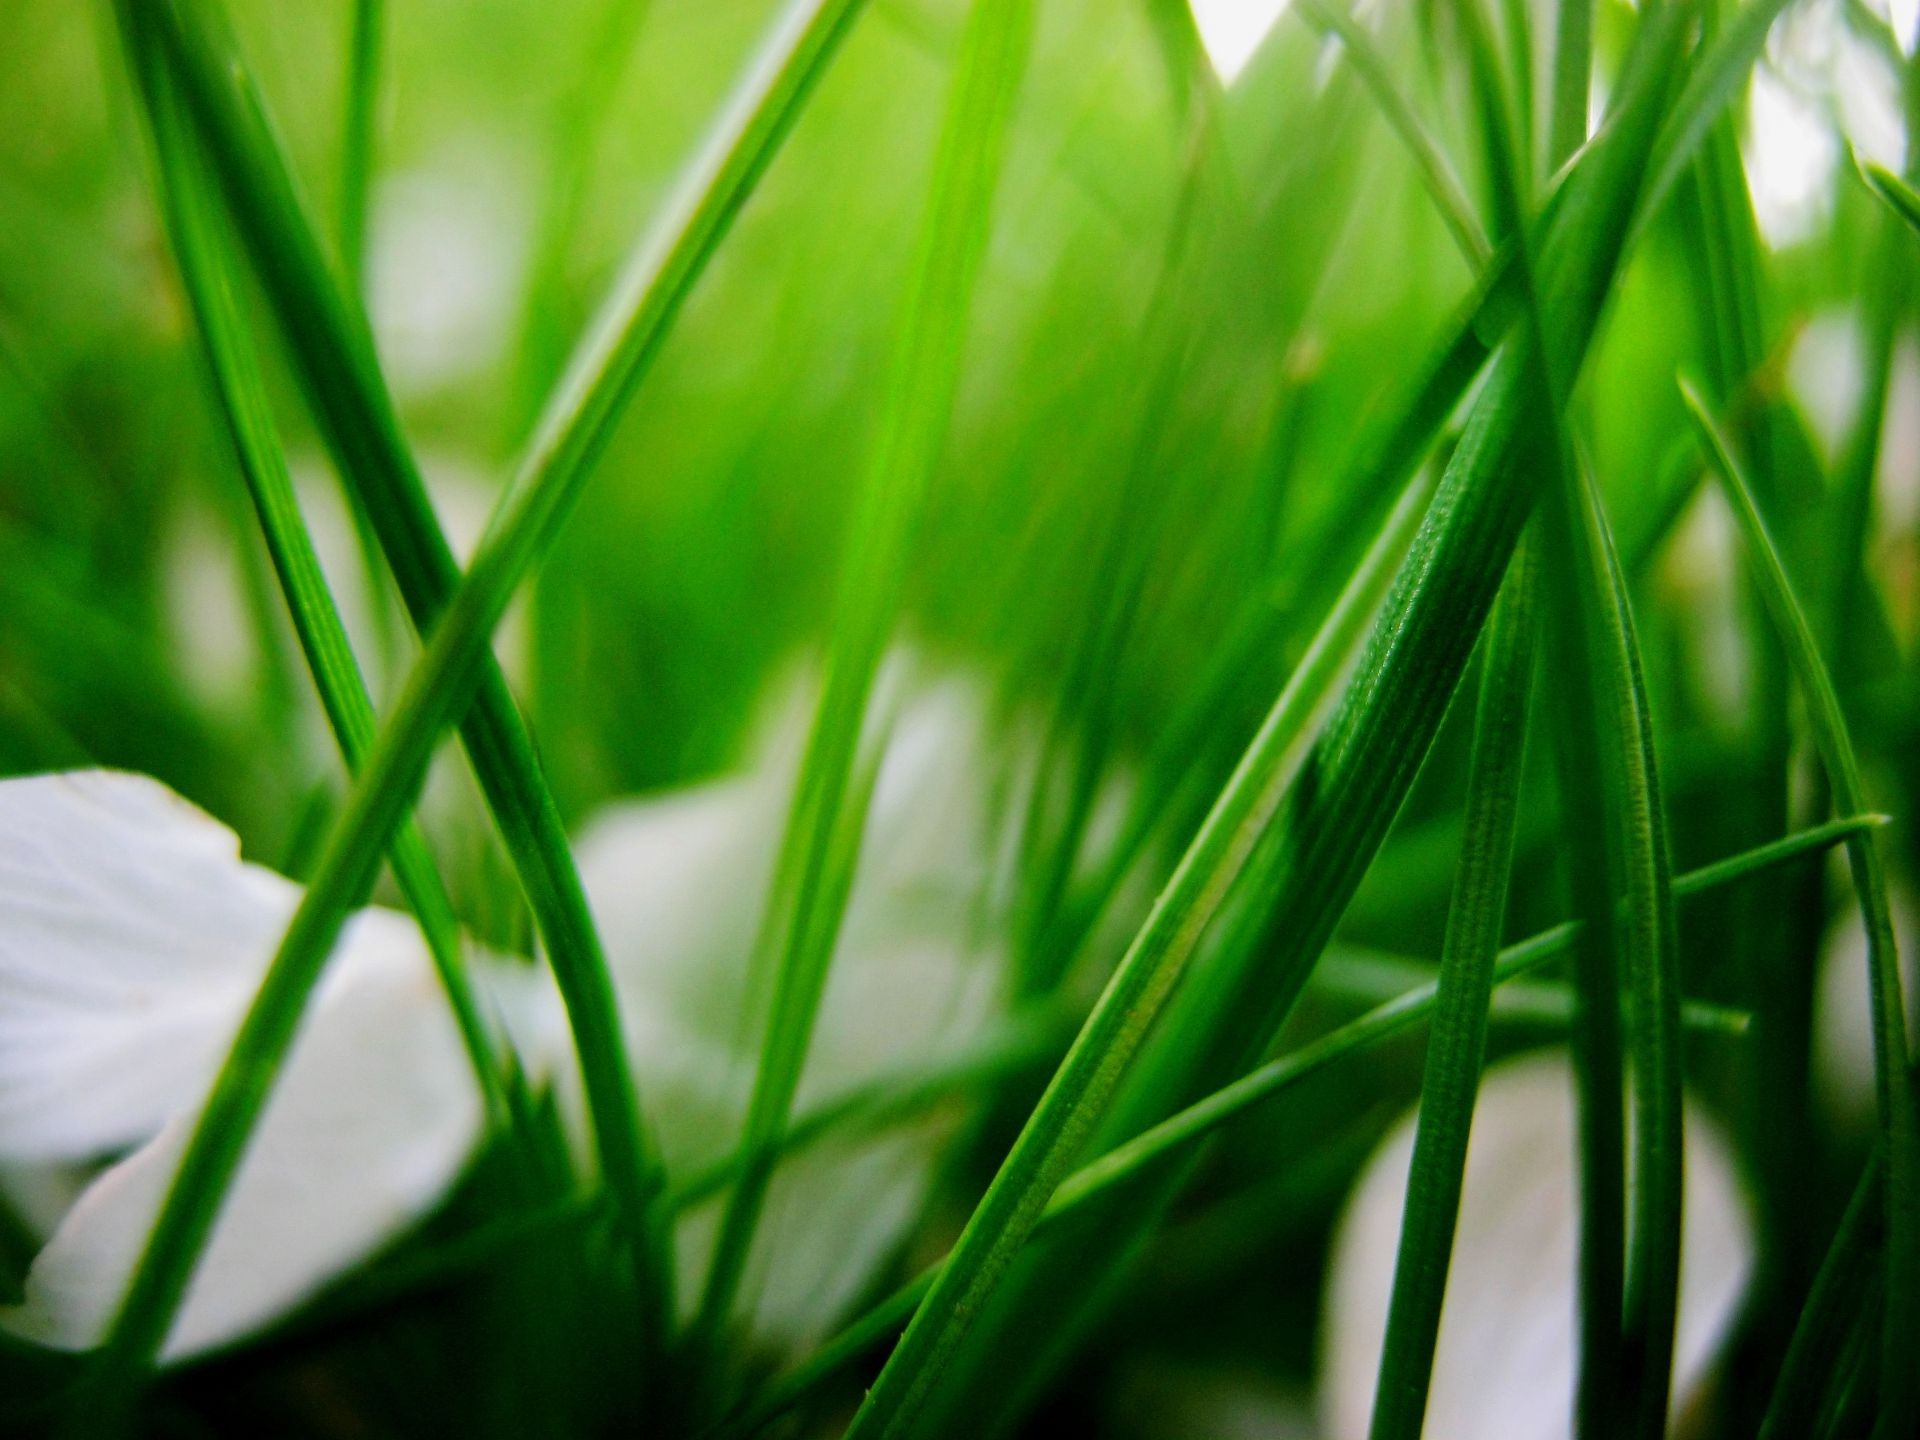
[572,663,1011,1344]
[1320,1052,1754,1440]
[0,906,483,1362]
[0,772,300,1160]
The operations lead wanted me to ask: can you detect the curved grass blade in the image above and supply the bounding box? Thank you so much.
[1367,537,1539,1440]
[130,43,519,1133]
[691,0,1040,1347]
[85,0,876,1417]
[718,815,1876,1439]
[1684,382,1920,1436]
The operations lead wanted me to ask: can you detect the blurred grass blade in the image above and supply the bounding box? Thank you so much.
[1862,160,1920,235]
[1547,0,1592,164]
[1294,0,1491,265]
[1684,382,1920,1434]
[692,0,1039,1346]
[128,34,517,1132]
[1368,539,1538,1440]
[338,0,380,289]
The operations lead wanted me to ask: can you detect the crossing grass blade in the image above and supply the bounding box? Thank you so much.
[1862,160,1920,235]
[129,39,521,1136]
[80,0,877,1419]
[715,813,1878,1439]
[1684,383,1920,1437]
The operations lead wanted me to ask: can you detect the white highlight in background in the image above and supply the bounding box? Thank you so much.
[1191,0,1292,84]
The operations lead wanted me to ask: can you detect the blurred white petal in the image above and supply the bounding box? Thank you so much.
[1190,0,1292,85]
[1,912,482,1361]
[0,772,298,1159]
[1320,1052,1754,1440]
[573,661,1008,1345]
[0,770,492,1361]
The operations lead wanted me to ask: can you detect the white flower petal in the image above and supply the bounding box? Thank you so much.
[1320,1052,1754,1440]
[0,772,299,1160]
[0,907,483,1362]
[572,662,1010,1345]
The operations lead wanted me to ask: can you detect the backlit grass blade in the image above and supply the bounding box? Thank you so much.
[1294,0,1491,266]
[86,0,875,1414]
[1684,382,1920,1435]
[129,35,517,1132]
[1367,538,1539,1440]
[338,0,380,289]
[1862,160,1920,235]
[691,0,1039,1347]
[719,814,1876,1438]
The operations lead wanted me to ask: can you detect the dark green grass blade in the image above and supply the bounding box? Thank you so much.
[126,0,675,1338]
[1367,539,1539,1440]
[1761,1154,1886,1439]
[719,815,1876,1439]
[84,0,874,1417]
[129,37,518,1134]
[691,0,1039,1346]
[1547,0,1592,165]
[878,14,1700,1431]
[1685,384,1920,1436]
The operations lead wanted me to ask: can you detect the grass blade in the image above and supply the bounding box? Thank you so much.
[84,0,874,1415]
[1367,538,1539,1440]
[338,0,380,290]
[1684,382,1920,1435]
[691,0,1040,1347]
[1862,160,1920,235]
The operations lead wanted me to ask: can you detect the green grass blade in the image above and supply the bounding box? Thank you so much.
[692,0,1039,1347]
[123,0,676,1354]
[1684,382,1920,1435]
[1367,538,1539,1440]
[1294,0,1491,266]
[1547,0,1592,165]
[722,815,1874,1439]
[1761,1153,1887,1439]
[839,445,1439,1438]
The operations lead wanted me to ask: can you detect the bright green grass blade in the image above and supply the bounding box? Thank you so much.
[718,814,1875,1439]
[85,0,874,1416]
[1294,0,1492,266]
[691,0,1039,1347]
[129,37,518,1135]
[1684,382,1920,1436]
[1367,538,1539,1440]
[1862,160,1920,235]
[338,0,379,290]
